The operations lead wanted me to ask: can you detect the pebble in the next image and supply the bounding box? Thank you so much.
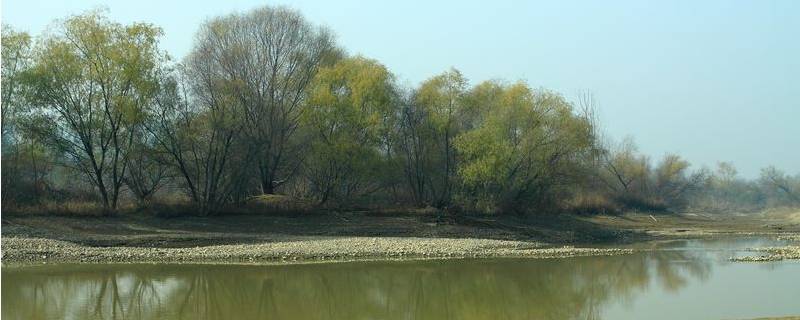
[2,236,634,264]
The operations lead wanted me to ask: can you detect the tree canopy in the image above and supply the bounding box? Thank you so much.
[2,7,796,215]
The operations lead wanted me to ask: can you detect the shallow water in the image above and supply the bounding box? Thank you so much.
[2,237,799,320]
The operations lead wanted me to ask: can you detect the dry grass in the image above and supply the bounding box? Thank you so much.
[2,195,321,218]
[221,194,315,216]
[565,194,621,215]
[4,201,111,217]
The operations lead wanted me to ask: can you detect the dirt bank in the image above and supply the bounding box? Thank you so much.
[2,208,798,264]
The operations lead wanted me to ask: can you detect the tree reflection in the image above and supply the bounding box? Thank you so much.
[2,250,712,320]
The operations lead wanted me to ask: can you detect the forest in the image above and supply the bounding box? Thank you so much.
[2,6,799,216]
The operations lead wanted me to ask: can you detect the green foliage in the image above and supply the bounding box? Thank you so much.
[3,8,797,215]
[400,68,468,207]
[651,154,708,207]
[455,82,595,213]
[596,137,711,212]
[302,56,398,204]
[21,10,165,210]
[1,24,33,137]
[416,68,468,131]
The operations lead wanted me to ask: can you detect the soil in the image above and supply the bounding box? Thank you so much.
[2,208,798,264]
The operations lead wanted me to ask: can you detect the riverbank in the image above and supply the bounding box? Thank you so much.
[2,209,798,264]
[1,236,632,264]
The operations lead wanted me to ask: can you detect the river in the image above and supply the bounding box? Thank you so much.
[2,237,799,319]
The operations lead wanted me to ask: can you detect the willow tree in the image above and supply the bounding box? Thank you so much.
[24,12,164,211]
[651,154,708,207]
[2,25,36,206]
[455,82,595,213]
[600,137,652,199]
[410,68,468,207]
[302,56,398,204]
[192,5,339,195]
[1,25,32,137]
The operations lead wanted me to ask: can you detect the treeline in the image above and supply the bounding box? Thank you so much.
[2,7,798,215]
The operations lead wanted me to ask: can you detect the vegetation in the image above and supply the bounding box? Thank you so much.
[2,7,798,216]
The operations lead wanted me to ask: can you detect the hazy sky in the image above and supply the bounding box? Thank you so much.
[2,0,798,177]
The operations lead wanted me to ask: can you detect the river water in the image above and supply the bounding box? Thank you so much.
[2,237,799,319]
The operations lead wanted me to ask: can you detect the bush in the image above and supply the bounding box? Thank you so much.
[566,194,621,215]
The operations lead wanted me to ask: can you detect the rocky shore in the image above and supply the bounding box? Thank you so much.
[1,236,633,264]
[730,234,800,262]
[731,246,800,262]
[4,210,798,265]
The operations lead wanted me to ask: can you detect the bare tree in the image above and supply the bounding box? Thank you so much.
[191,6,340,195]
[144,68,250,213]
[652,154,708,207]
[395,94,435,206]
[123,135,169,205]
[600,137,650,195]
[760,166,800,204]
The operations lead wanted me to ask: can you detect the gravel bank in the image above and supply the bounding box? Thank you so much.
[730,233,800,262]
[777,234,800,241]
[1,236,632,264]
[731,246,800,262]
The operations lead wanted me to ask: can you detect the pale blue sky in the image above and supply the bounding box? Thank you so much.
[2,0,798,177]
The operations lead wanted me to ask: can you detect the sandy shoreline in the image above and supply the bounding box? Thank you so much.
[1,236,633,264]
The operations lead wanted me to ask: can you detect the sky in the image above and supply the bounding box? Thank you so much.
[2,0,798,177]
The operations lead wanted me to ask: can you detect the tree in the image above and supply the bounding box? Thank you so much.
[760,166,800,205]
[455,82,595,213]
[123,132,168,205]
[302,56,397,204]
[395,79,505,207]
[143,66,250,213]
[600,137,651,197]
[696,162,765,212]
[395,91,436,206]
[412,68,468,207]
[2,25,35,206]
[191,5,340,195]
[23,11,164,211]
[651,153,707,208]
[714,161,738,185]
[1,24,32,137]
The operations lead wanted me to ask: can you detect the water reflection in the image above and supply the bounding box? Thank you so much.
[2,247,718,320]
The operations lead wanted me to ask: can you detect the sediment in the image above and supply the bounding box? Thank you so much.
[1,236,632,264]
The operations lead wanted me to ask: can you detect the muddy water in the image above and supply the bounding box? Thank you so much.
[2,238,799,319]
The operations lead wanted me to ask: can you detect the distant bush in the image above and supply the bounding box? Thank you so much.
[565,194,622,215]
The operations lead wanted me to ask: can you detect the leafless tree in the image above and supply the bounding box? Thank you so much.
[123,136,169,205]
[760,166,800,204]
[144,68,250,213]
[191,6,340,194]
